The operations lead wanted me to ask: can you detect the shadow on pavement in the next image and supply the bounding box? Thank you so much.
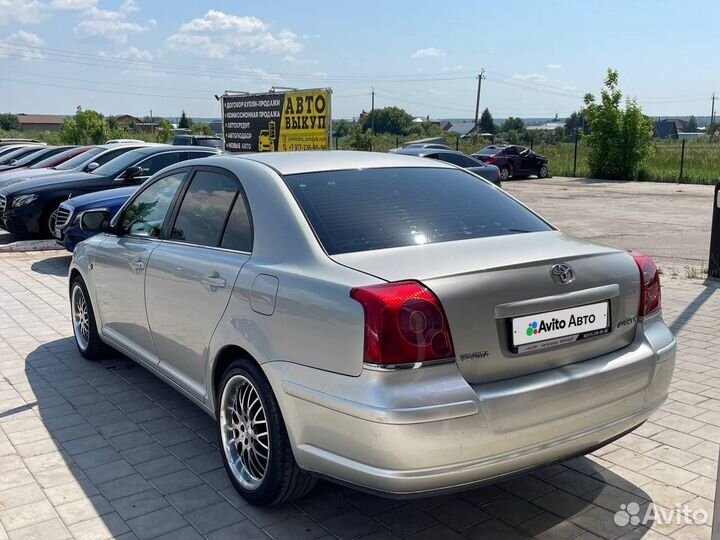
[0,336,661,539]
[30,254,71,276]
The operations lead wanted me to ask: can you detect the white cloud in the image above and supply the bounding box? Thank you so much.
[74,0,151,43]
[411,47,446,59]
[0,0,44,24]
[166,10,302,59]
[0,30,44,60]
[115,45,151,61]
[513,73,548,82]
[547,64,562,69]
[50,0,96,9]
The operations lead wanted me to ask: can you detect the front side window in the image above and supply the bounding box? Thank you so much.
[137,152,183,177]
[170,170,238,247]
[55,147,103,170]
[120,172,185,237]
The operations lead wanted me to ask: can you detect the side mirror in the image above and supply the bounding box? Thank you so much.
[86,162,99,172]
[8,159,17,166]
[79,209,111,233]
[121,165,144,180]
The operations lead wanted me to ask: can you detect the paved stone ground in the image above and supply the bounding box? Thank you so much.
[0,181,718,539]
[504,178,713,272]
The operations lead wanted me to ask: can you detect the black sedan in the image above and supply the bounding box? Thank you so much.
[0,145,221,237]
[472,145,548,181]
[394,147,502,186]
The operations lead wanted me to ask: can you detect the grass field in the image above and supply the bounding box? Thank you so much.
[336,134,720,185]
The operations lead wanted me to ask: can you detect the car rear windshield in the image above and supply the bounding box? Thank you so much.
[196,138,223,148]
[475,147,502,156]
[283,167,552,255]
[55,147,103,170]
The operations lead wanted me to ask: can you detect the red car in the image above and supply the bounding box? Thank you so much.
[0,146,85,174]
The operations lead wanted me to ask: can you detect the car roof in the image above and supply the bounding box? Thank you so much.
[224,150,457,175]
[396,147,471,157]
[130,145,219,155]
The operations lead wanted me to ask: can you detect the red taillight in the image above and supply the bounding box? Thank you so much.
[629,250,661,316]
[350,281,455,366]
[484,157,498,165]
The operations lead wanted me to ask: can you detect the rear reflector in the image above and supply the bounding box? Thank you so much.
[629,250,661,316]
[350,281,455,366]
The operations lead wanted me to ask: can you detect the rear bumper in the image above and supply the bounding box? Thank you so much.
[265,315,675,496]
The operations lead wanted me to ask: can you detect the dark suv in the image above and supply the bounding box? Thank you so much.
[472,145,549,181]
[172,134,223,149]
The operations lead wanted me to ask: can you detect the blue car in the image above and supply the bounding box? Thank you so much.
[53,186,136,251]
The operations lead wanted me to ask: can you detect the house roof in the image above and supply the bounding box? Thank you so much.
[16,114,64,125]
[654,118,688,138]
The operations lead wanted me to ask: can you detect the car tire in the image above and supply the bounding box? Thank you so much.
[538,164,549,178]
[217,359,316,506]
[70,276,104,360]
[42,202,61,239]
[499,167,510,182]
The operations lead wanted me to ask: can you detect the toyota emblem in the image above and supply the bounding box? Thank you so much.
[550,263,575,285]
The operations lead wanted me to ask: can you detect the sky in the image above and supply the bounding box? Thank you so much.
[0,0,718,121]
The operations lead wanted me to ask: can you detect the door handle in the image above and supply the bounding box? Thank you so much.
[129,260,145,273]
[202,273,226,291]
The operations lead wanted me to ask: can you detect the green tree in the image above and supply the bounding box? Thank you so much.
[479,108,495,133]
[178,110,193,129]
[501,117,525,132]
[583,69,654,179]
[333,119,351,137]
[59,107,109,145]
[107,116,119,130]
[156,119,173,143]
[346,125,372,150]
[361,106,412,135]
[190,123,213,136]
[564,110,587,139]
[686,115,698,132]
[0,113,19,131]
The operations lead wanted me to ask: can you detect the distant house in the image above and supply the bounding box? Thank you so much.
[655,118,688,139]
[444,121,478,138]
[16,113,64,133]
[115,114,141,126]
[135,122,158,133]
[527,122,564,131]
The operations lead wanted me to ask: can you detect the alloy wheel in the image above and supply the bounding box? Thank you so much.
[71,284,90,351]
[220,374,270,490]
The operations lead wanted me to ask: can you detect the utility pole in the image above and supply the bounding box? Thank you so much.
[371,87,375,136]
[473,69,486,136]
[711,93,716,141]
[711,93,716,126]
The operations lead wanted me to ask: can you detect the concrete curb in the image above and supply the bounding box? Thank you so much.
[0,240,63,253]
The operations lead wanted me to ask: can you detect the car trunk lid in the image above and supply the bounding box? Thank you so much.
[334,231,641,383]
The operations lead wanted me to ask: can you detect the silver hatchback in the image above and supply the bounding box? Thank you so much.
[69,151,676,506]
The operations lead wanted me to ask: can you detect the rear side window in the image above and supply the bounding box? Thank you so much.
[138,152,182,176]
[220,192,252,252]
[171,170,237,247]
[284,167,552,255]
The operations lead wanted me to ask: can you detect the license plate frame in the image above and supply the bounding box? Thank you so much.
[510,301,610,353]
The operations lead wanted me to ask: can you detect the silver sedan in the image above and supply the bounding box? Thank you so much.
[69,151,676,506]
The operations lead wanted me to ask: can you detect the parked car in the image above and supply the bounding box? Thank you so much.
[106,139,146,144]
[0,143,152,188]
[0,146,90,180]
[0,145,49,166]
[69,151,675,506]
[395,147,501,186]
[472,145,549,181]
[0,138,44,147]
[53,186,137,251]
[171,134,224,148]
[404,142,453,150]
[0,146,221,237]
[0,144,41,160]
[0,146,74,173]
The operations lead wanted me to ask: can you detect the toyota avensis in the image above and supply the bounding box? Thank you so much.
[69,151,676,506]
